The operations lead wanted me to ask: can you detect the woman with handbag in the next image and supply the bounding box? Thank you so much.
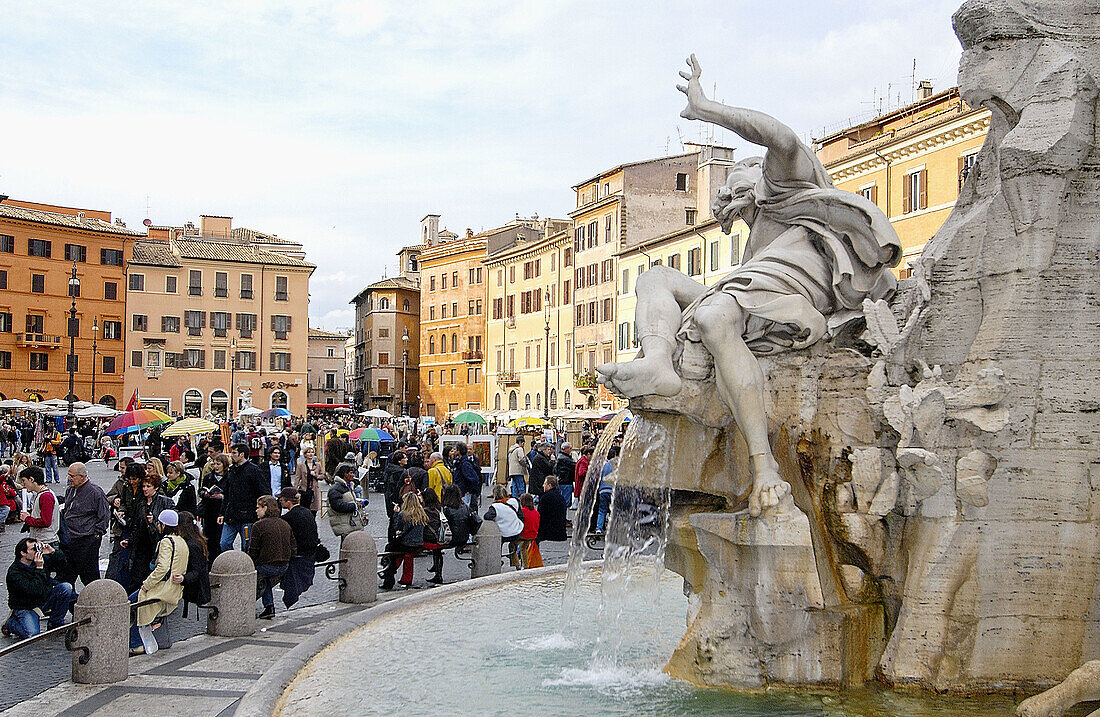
[295,446,322,515]
[127,472,175,593]
[129,509,188,656]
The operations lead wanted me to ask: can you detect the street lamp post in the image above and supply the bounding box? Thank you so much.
[90,318,99,405]
[543,289,551,419]
[66,261,80,425]
[401,329,409,417]
[229,338,237,421]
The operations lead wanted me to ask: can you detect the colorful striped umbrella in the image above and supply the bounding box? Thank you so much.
[349,427,395,442]
[261,407,292,419]
[160,417,220,437]
[104,408,174,436]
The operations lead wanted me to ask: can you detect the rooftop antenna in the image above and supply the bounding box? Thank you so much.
[911,58,917,103]
[676,127,685,152]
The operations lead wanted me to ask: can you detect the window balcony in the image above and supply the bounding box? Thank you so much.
[17,333,62,349]
[497,372,519,386]
[462,350,483,363]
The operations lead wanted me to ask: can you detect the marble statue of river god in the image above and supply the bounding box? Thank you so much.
[596,0,1100,704]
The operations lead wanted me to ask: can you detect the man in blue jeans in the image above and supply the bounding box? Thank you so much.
[248,495,295,619]
[218,443,267,552]
[40,424,62,484]
[3,538,75,637]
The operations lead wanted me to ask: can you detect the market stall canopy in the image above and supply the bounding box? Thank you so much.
[360,408,393,418]
[238,407,263,417]
[160,417,220,437]
[76,405,121,419]
[452,410,487,426]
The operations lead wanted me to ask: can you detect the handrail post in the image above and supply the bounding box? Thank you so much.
[339,532,376,604]
[208,550,257,637]
[72,579,129,684]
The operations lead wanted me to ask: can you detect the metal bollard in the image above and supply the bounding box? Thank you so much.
[207,550,257,637]
[471,520,502,578]
[72,579,129,684]
[339,531,376,604]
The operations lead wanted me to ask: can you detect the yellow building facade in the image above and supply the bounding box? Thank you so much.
[816,87,990,275]
[484,227,575,415]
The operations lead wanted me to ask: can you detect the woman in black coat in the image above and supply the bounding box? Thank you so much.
[176,511,211,610]
[537,476,569,543]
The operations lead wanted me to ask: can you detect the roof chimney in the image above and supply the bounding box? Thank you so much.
[917,80,934,100]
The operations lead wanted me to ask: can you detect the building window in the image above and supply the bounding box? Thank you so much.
[184,349,205,369]
[213,350,226,370]
[188,270,202,296]
[0,313,10,333]
[102,355,115,374]
[327,347,336,357]
[236,313,257,338]
[240,273,253,299]
[68,277,80,298]
[274,276,288,301]
[128,274,145,292]
[30,353,48,371]
[184,310,205,336]
[100,248,124,266]
[271,314,292,340]
[959,153,978,189]
[165,276,177,293]
[430,276,436,291]
[211,311,230,337]
[132,315,147,332]
[325,372,337,390]
[621,268,629,294]
[25,314,44,335]
[30,274,44,293]
[429,336,435,354]
[270,352,291,371]
[676,172,688,191]
[668,253,680,271]
[0,235,12,253]
[709,240,719,271]
[860,184,878,204]
[28,239,51,258]
[378,352,389,366]
[104,281,118,300]
[730,232,741,265]
[131,350,142,367]
[403,299,410,311]
[102,320,122,339]
[236,351,256,370]
[687,247,702,276]
[427,371,433,386]
[64,244,87,263]
[904,168,927,213]
[161,316,180,333]
[214,272,228,297]
[686,209,697,226]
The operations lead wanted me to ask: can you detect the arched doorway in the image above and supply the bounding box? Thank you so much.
[508,391,518,410]
[183,389,203,417]
[271,390,289,410]
[26,393,43,403]
[99,395,117,408]
[210,390,228,419]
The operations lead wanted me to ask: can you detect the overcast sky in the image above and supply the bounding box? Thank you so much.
[0,0,965,331]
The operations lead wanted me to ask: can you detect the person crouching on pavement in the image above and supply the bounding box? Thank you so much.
[3,538,76,638]
[130,509,188,655]
[249,495,295,620]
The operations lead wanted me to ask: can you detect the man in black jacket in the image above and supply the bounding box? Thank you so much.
[3,538,75,637]
[528,443,554,500]
[552,442,576,505]
[278,488,318,609]
[383,451,408,519]
[219,443,268,552]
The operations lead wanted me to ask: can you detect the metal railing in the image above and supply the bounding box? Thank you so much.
[0,615,93,663]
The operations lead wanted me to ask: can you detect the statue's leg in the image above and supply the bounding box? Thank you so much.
[596,266,706,398]
[694,293,792,517]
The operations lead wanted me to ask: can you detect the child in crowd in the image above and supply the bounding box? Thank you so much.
[518,493,541,569]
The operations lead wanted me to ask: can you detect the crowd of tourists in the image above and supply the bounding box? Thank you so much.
[0,411,624,657]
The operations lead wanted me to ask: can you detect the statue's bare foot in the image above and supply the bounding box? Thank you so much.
[596,357,682,399]
[1016,660,1100,716]
[748,466,792,517]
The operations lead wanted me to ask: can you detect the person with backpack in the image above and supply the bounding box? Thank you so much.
[483,485,524,569]
[454,443,483,513]
[247,427,265,465]
[507,436,530,499]
[327,464,364,542]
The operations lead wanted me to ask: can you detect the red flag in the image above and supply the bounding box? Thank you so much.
[125,389,140,412]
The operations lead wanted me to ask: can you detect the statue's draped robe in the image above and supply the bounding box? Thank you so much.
[678,144,903,357]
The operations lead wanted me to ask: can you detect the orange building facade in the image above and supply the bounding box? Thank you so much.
[418,232,488,417]
[0,198,140,406]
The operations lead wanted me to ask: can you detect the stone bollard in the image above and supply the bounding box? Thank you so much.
[72,579,129,685]
[339,531,377,604]
[471,519,502,578]
[207,550,257,637]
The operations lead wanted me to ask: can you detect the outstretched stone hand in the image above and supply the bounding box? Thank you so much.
[676,54,709,121]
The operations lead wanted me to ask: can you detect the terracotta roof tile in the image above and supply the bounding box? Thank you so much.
[0,203,143,236]
[130,240,182,267]
[173,239,314,268]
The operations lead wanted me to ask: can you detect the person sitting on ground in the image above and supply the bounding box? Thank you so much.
[3,537,75,638]
[380,492,428,590]
[249,495,296,620]
[537,476,569,545]
[129,509,188,656]
[483,484,524,569]
[277,488,319,609]
[175,511,210,613]
[517,493,541,569]
[327,463,364,542]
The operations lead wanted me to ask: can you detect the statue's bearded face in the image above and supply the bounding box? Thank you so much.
[958,38,1037,128]
[712,162,762,233]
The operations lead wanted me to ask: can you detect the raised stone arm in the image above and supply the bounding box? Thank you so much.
[676,54,813,182]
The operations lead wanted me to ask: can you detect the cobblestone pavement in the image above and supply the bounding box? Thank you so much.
[0,458,573,714]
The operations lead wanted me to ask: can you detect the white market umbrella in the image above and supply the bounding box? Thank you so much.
[76,405,121,419]
[238,407,263,417]
[0,399,32,410]
[359,408,393,418]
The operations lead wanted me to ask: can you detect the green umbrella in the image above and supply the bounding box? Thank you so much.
[452,410,487,425]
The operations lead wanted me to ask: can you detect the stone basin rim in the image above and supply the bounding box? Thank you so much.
[235,560,602,717]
